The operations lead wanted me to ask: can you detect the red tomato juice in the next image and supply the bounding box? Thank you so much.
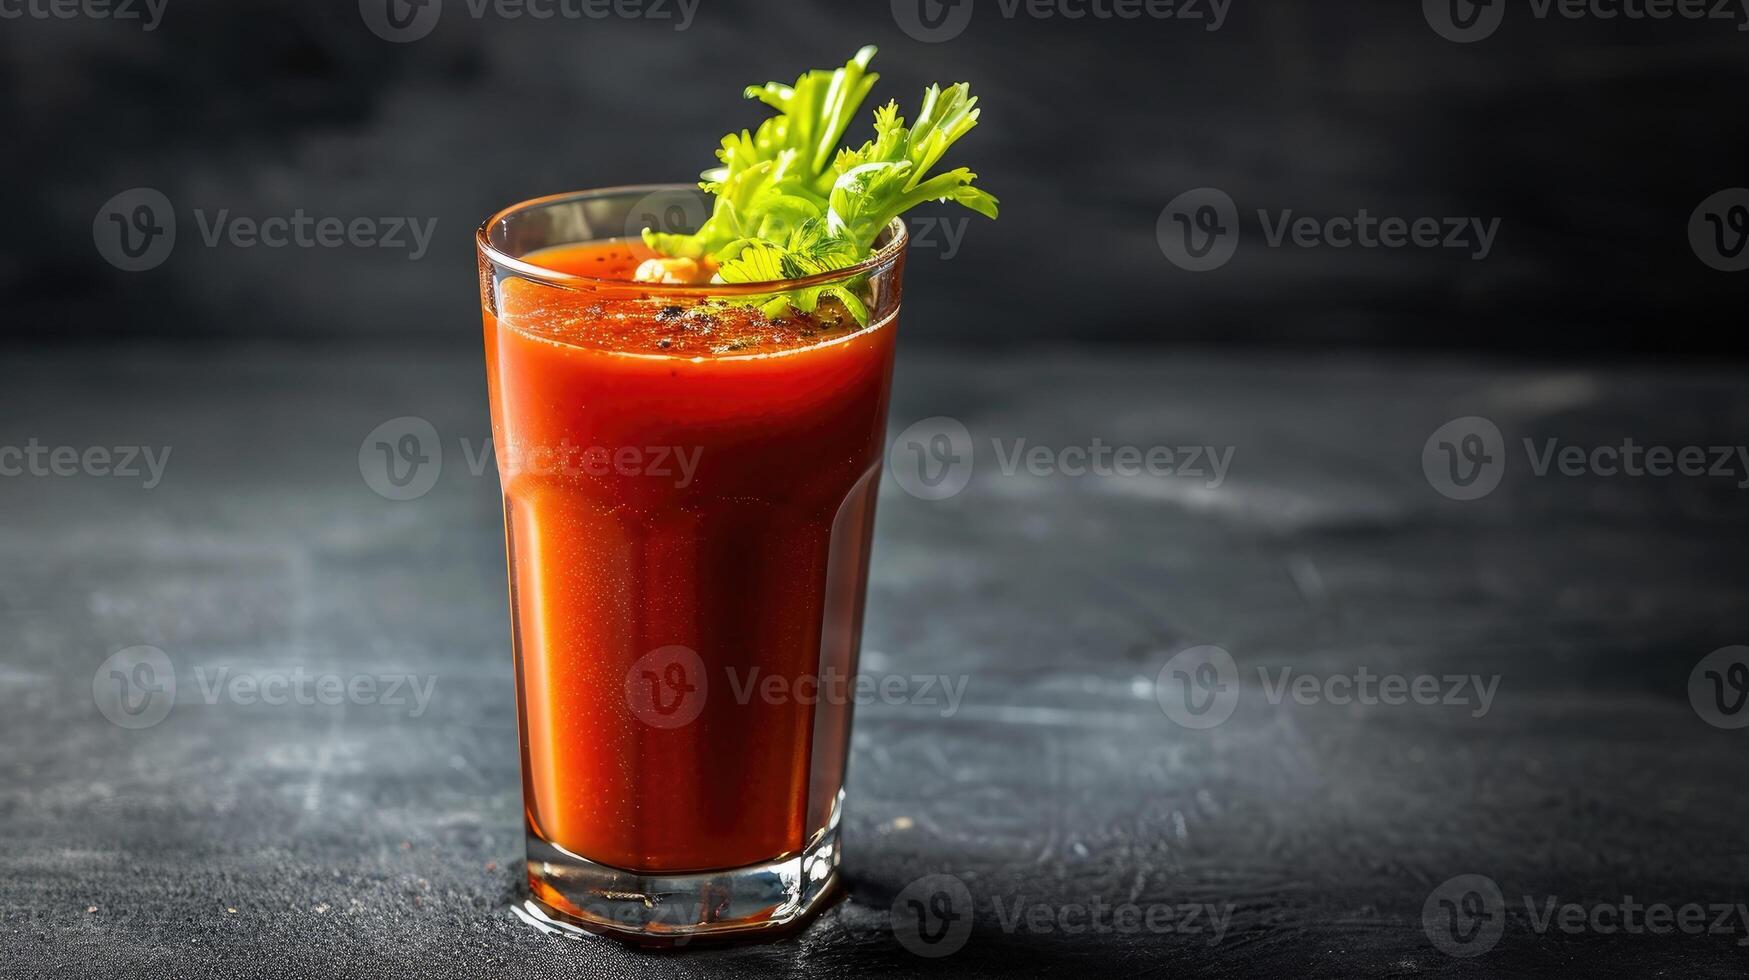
[482,239,900,880]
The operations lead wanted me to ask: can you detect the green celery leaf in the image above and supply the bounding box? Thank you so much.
[642,47,997,324]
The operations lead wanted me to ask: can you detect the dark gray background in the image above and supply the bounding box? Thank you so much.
[5,3,1749,978]
[2,0,1745,353]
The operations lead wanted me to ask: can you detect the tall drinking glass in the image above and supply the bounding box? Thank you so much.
[475,186,905,943]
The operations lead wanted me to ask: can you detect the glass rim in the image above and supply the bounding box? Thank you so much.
[475,183,909,294]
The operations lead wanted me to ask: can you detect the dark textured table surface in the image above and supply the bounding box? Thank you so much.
[3,345,1747,978]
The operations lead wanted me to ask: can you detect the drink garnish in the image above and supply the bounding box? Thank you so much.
[640,46,997,324]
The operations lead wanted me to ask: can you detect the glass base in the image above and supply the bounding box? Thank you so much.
[519,818,841,946]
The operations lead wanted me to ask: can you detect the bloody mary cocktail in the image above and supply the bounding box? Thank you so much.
[478,186,906,942]
[480,43,995,945]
